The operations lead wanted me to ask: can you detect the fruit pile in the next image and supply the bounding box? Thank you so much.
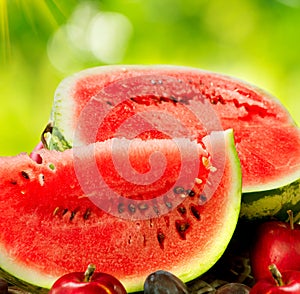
[0,65,299,293]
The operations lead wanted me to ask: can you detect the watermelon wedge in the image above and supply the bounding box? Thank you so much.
[0,130,241,292]
[47,65,300,220]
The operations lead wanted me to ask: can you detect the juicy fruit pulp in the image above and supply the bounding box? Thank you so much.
[48,65,300,221]
[0,131,241,292]
[49,65,300,192]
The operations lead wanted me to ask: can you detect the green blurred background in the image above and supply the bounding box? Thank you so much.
[0,0,299,156]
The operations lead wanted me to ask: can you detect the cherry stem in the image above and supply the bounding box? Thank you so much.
[83,264,96,283]
[269,264,284,287]
[287,210,294,230]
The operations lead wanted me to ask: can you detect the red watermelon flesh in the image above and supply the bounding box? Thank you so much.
[49,65,300,192]
[0,131,241,292]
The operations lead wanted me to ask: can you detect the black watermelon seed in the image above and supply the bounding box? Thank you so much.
[70,208,80,221]
[138,203,149,211]
[118,203,125,213]
[128,203,136,214]
[157,229,165,249]
[70,211,76,221]
[128,235,132,244]
[175,220,190,240]
[190,205,201,220]
[186,189,195,197]
[21,171,30,180]
[153,205,159,215]
[10,180,17,185]
[62,208,68,216]
[173,186,185,194]
[170,96,179,104]
[83,208,91,220]
[199,194,207,204]
[165,201,172,209]
[177,205,187,216]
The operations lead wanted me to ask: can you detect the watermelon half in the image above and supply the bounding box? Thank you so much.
[48,65,300,220]
[0,130,241,292]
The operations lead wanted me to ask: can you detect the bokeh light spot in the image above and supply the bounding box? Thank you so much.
[47,2,133,73]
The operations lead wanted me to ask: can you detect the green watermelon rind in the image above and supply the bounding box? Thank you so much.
[48,126,72,150]
[0,130,242,293]
[240,178,300,222]
[0,267,48,294]
[241,169,300,194]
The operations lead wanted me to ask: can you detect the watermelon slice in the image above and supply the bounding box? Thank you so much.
[0,130,241,292]
[48,65,300,220]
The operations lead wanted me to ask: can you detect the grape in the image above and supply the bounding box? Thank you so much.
[0,278,8,294]
[144,270,189,294]
[216,283,250,294]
